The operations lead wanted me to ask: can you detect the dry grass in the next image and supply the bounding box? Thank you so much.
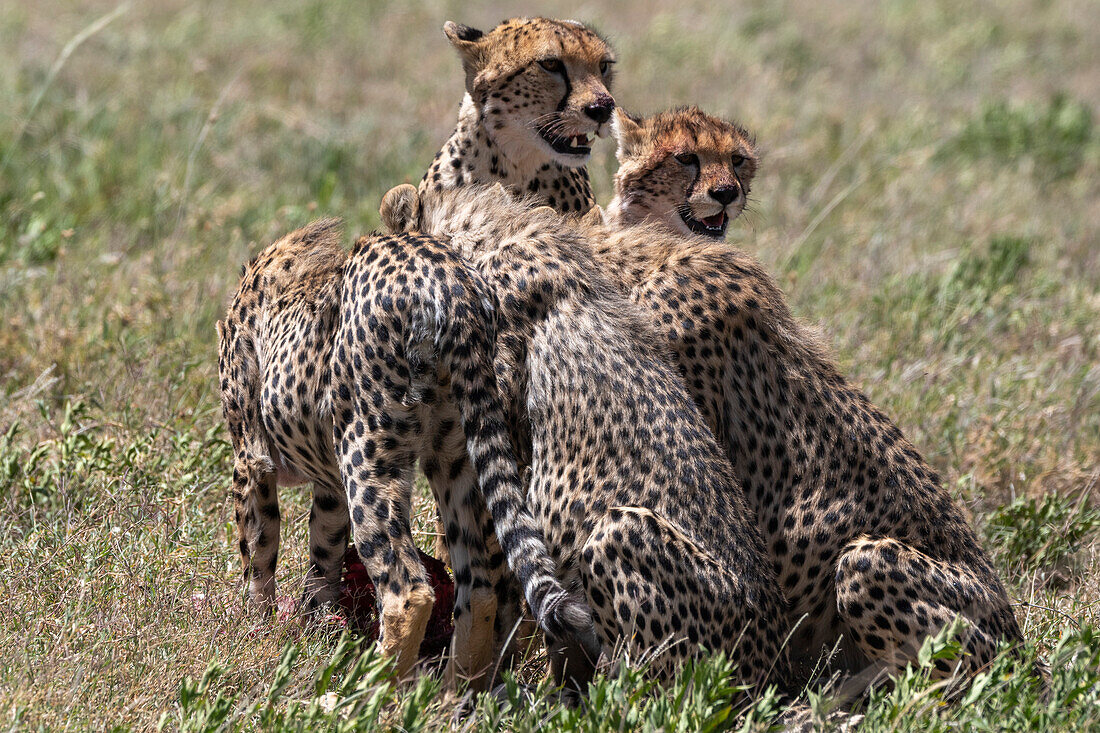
[1,0,1098,729]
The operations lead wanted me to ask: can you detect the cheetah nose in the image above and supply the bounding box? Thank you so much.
[583,96,614,124]
[709,185,741,207]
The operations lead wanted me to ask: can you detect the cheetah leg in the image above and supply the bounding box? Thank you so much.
[835,536,1018,681]
[424,446,498,690]
[432,510,450,567]
[217,320,281,611]
[301,480,349,614]
[332,403,433,679]
[488,536,535,676]
[231,456,280,610]
[575,507,784,687]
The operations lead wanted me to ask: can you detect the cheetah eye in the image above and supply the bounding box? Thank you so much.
[599,58,614,75]
[731,154,746,167]
[538,58,566,75]
[674,153,699,168]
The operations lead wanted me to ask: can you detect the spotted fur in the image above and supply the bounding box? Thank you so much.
[216,220,348,614]
[421,17,616,217]
[597,166,1024,682]
[217,220,596,685]
[384,183,791,690]
[607,106,758,239]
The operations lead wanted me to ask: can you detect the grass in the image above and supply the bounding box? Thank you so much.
[0,0,1097,729]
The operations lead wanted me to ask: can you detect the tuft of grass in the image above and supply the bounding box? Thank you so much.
[157,624,1100,732]
[865,233,1035,362]
[940,94,1094,180]
[984,492,1100,578]
[168,637,445,733]
[166,636,787,733]
[854,626,1100,732]
[940,234,1031,309]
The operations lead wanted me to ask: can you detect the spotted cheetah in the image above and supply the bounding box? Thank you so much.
[216,220,347,614]
[420,15,615,573]
[216,220,597,683]
[606,106,758,238]
[595,150,1024,684]
[421,17,615,217]
[382,182,790,690]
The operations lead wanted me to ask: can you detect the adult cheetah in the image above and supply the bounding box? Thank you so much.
[597,138,1024,683]
[607,106,758,238]
[422,17,615,217]
[216,221,597,683]
[382,182,791,690]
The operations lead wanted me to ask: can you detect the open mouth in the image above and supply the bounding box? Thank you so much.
[538,129,592,156]
[680,210,729,237]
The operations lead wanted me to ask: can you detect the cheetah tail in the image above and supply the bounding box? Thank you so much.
[440,269,602,663]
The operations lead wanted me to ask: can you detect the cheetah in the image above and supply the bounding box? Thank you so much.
[217,221,347,615]
[382,182,791,690]
[594,147,1025,684]
[606,106,758,238]
[216,220,597,683]
[420,14,616,573]
[421,17,615,217]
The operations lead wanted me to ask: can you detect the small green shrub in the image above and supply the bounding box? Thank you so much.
[940,94,1093,180]
[984,492,1100,575]
[867,234,1032,359]
[939,234,1031,308]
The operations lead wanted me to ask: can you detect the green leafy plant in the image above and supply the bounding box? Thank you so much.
[985,492,1100,574]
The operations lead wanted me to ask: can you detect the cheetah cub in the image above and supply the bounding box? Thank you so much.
[217,221,597,683]
[422,17,616,217]
[598,125,1024,685]
[606,106,758,238]
[383,182,791,691]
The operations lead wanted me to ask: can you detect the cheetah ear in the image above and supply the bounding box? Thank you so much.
[612,108,646,162]
[579,204,605,227]
[380,184,420,235]
[487,182,514,205]
[444,21,487,88]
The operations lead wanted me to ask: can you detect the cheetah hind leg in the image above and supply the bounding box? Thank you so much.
[332,424,435,678]
[835,536,1022,684]
[301,480,349,615]
[574,507,785,689]
[425,448,498,690]
[230,456,281,611]
[330,368,435,678]
[217,320,281,612]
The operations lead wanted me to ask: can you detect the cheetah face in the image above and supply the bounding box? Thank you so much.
[445,18,616,168]
[612,107,758,239]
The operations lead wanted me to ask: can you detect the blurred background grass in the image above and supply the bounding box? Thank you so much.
[0,0,1098,728]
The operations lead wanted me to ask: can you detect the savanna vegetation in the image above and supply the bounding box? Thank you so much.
[1,1,1098,729]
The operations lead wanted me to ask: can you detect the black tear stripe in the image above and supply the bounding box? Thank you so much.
[556,68,572,113]
[686,165,702,201]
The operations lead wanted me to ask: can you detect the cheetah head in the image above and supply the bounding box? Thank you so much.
[444,17,616,168]
[611,106,757,239]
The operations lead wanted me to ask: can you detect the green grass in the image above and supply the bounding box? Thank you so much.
[1,0,1098,729]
